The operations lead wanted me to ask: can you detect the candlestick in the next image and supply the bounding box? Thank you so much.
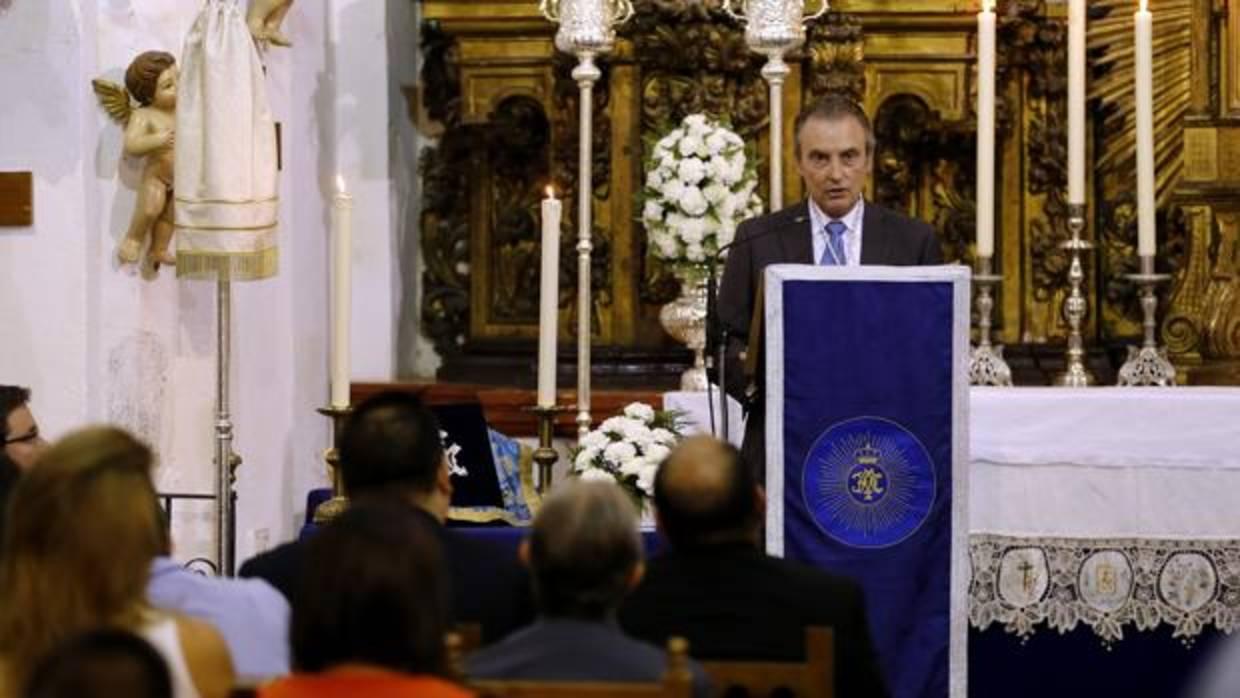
[976,0,997,258]
[1117,255,1176,386]
[1067,0,1086,204]
[330,175,353,409]
[537,187,562,408]
[1055,204,1096,386]
[969,256,1013,386]
[313,404,353,524]
[528,404,570,494]
[1134,0,1156,256]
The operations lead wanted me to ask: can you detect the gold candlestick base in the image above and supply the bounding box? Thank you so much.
[313,404,353,525]
[527,404,572,495]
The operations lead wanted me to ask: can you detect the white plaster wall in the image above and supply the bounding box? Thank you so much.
[0,0,93,435]
[388,0,437,378]
[0,0,419,568]
[334,0,396,382]
[0,0,365,568]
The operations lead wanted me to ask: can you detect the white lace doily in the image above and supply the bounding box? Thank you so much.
[970,534,1240,644]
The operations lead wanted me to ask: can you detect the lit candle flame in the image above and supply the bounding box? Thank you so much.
[1139,0,1148,11]
[335,174,347,196]
[546,185,556,199]
[982,0,994,11]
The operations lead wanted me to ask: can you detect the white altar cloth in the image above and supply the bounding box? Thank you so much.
[663,386,1240,640]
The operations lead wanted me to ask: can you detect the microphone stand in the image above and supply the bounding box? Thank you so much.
[705,252,730,443]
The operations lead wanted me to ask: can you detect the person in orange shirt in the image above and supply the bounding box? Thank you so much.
[259,500,473,698]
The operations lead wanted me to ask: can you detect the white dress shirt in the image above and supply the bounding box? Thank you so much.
[808,197,865,267]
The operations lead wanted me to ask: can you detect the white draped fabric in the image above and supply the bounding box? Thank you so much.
[666,386,1240,640]
[175,0,278,281]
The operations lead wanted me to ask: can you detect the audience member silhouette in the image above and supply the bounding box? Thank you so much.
[620,436,888,698]
[23,629,173,698]
[239,390,534,643]
[0,427,234,698]
[467,480,710,697]
[258,500,473,698]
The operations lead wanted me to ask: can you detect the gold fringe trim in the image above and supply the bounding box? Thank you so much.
[449,506,527,526]
[176,247,279,281]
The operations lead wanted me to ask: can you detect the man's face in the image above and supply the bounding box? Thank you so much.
[795,115,873,219]
[3,405,45,471]
[152,65,178,110]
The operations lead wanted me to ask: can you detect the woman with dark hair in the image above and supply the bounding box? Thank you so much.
[259,500,473,698]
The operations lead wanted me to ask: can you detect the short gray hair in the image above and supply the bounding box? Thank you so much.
[793,93,877,157]
[528,480,642,619]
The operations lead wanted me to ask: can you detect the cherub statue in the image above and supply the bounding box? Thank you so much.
[92,51,178,268]
[247,0,294,47]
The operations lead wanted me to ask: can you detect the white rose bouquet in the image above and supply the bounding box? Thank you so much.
[642,114,764,267]
[570,402,684,511]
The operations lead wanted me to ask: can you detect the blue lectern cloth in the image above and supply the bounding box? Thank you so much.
[764,264,970,698]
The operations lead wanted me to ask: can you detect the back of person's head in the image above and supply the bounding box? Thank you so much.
[22,629,172,698]
[0,386,31,441]
[291,499,449,676]
[0,386,30,551]
[527,480,643,620]
[654,436,761,550]
[0,385,32,474]
[0,427,163,688]
[338,391,444,498]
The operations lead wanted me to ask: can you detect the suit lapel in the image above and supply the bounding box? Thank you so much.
[859,201,891,265]
[777,202,814,265]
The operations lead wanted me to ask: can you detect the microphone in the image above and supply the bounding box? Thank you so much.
[704,209,808,442]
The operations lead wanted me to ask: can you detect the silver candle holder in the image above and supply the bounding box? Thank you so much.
[724,0,828,210]
[969,255,1013,386]
[1117,255,1176,386]
[1054,204,1096,386]
[540,0,635,439]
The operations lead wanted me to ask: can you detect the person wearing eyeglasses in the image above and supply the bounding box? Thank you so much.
[1,385,45,472]
[1,385,47,553]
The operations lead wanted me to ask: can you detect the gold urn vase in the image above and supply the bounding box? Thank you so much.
[659,264,711,392]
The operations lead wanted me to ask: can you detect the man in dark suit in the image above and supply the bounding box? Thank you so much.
[718,94,943,475]
[238,391,534,644]
[467,480,710,698]
[619,436,888,698]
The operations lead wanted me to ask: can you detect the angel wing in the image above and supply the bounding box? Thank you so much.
[91,78,132,126]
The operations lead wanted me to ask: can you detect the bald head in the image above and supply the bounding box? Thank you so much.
[654,436,761,549]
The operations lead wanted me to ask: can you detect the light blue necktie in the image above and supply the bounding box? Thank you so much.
[820,220,848,266]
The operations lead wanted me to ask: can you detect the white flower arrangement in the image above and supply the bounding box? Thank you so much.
[570,402,684,510]
[641,114,764,266]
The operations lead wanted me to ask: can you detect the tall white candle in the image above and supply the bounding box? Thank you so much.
[1135,0,1156,256]
[537,187,562,408]
[977,0,997,258]
[1068,0,1087,204]
[330,175,353,408]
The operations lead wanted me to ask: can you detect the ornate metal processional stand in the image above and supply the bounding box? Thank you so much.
[539,0,636,439]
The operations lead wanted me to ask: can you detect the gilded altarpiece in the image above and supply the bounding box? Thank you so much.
[414,0,1238,384]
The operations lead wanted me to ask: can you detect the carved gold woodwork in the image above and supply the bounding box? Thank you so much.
[1162,205,1214,360]
[415,0,1239,382]
[1229,4,1240,114]
[1203,211,1240,358]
